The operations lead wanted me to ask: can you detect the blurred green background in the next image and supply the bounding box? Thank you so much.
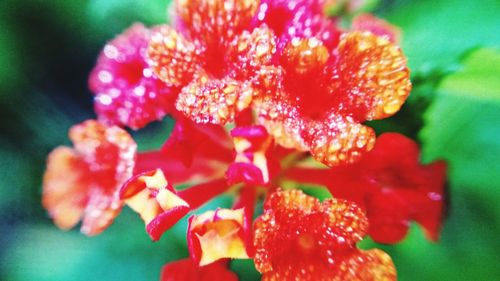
[0,0,499,280]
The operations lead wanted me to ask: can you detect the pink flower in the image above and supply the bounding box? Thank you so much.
[89,23,178,129]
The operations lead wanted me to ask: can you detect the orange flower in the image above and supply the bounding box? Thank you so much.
[120,169,190,241]
[188,208,252,266]
[254,189,396,280]
[257,32,411,167]
[42,120,136,235]
[147,0,278,124]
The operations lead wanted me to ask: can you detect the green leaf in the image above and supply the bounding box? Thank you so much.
[0,24,22,93]
[86,0,173,38]
[132,117,175,152]
[420,47,500,224]
[438,49,500,102]
[378,0,500,75]
[359,190,500,280]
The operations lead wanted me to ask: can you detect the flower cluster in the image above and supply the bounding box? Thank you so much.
[42,0,447,280]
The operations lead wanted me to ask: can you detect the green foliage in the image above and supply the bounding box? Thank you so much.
[86,0,173,38]
[361,203,500,280]
[0,25,21,92]
[378,0,500,76]
[365,47,500,281]
[421,48,500,196]
[2,196,234,281]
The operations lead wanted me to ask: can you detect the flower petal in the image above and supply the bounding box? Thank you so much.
[81,189,123,236]
[334,249,397,281]
[69,120,137,184]
[323,133,447,243]
[281,37,330,75]
[231,25,276,75]
[229,25,279,97]
[120,169,190,241]
[42,147,87,230]
[254,189,369,275]
[333,31,411,121]
[176,0,259,46]
[148,25,202,86]
[413,160,447,241]
[161,116,233,167]
[176,73,254,124]
[160,258,238,281]
[309,115,376,166]
[257,97,310,151]
[147,206,191,241]
[261,249,397,281]
[188,208,251,266]
[134,151,227,185]
[177,178,231,209]
[89,23,177,129]
[229,125,272,184]
[43,120,137,235]
[254,0,341,50]
[226,162,265,185]
[366,191,411,244]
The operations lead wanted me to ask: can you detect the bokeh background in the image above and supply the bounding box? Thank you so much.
[1,0,499,280]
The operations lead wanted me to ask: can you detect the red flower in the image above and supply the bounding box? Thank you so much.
[257,30,411,167]
[160,258,238,281]
[42,120,136,235]
[248,0,411,168]
[42,1,448,279]
[120,169,190,241]
[254,189,396,280]
[161,116,233,168]
[287,133,447,243]
[89,23,178,129]
[226,125,272,185]
[188,208,252,266]
[148,0,278,125]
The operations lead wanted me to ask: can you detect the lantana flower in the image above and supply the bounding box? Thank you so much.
[254,189,396,280]
[254,0,341,49]
[257,32,411,167]
[243,0,410,167]
[120,169,190,241]
[287,133,447,243]
[121,166,234,241]
[188,208,252,266]
[227,125,273,185]
[148,0,278,125]
[89,24,178,129]
[43,120,136,235]
[41,0,449,280]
